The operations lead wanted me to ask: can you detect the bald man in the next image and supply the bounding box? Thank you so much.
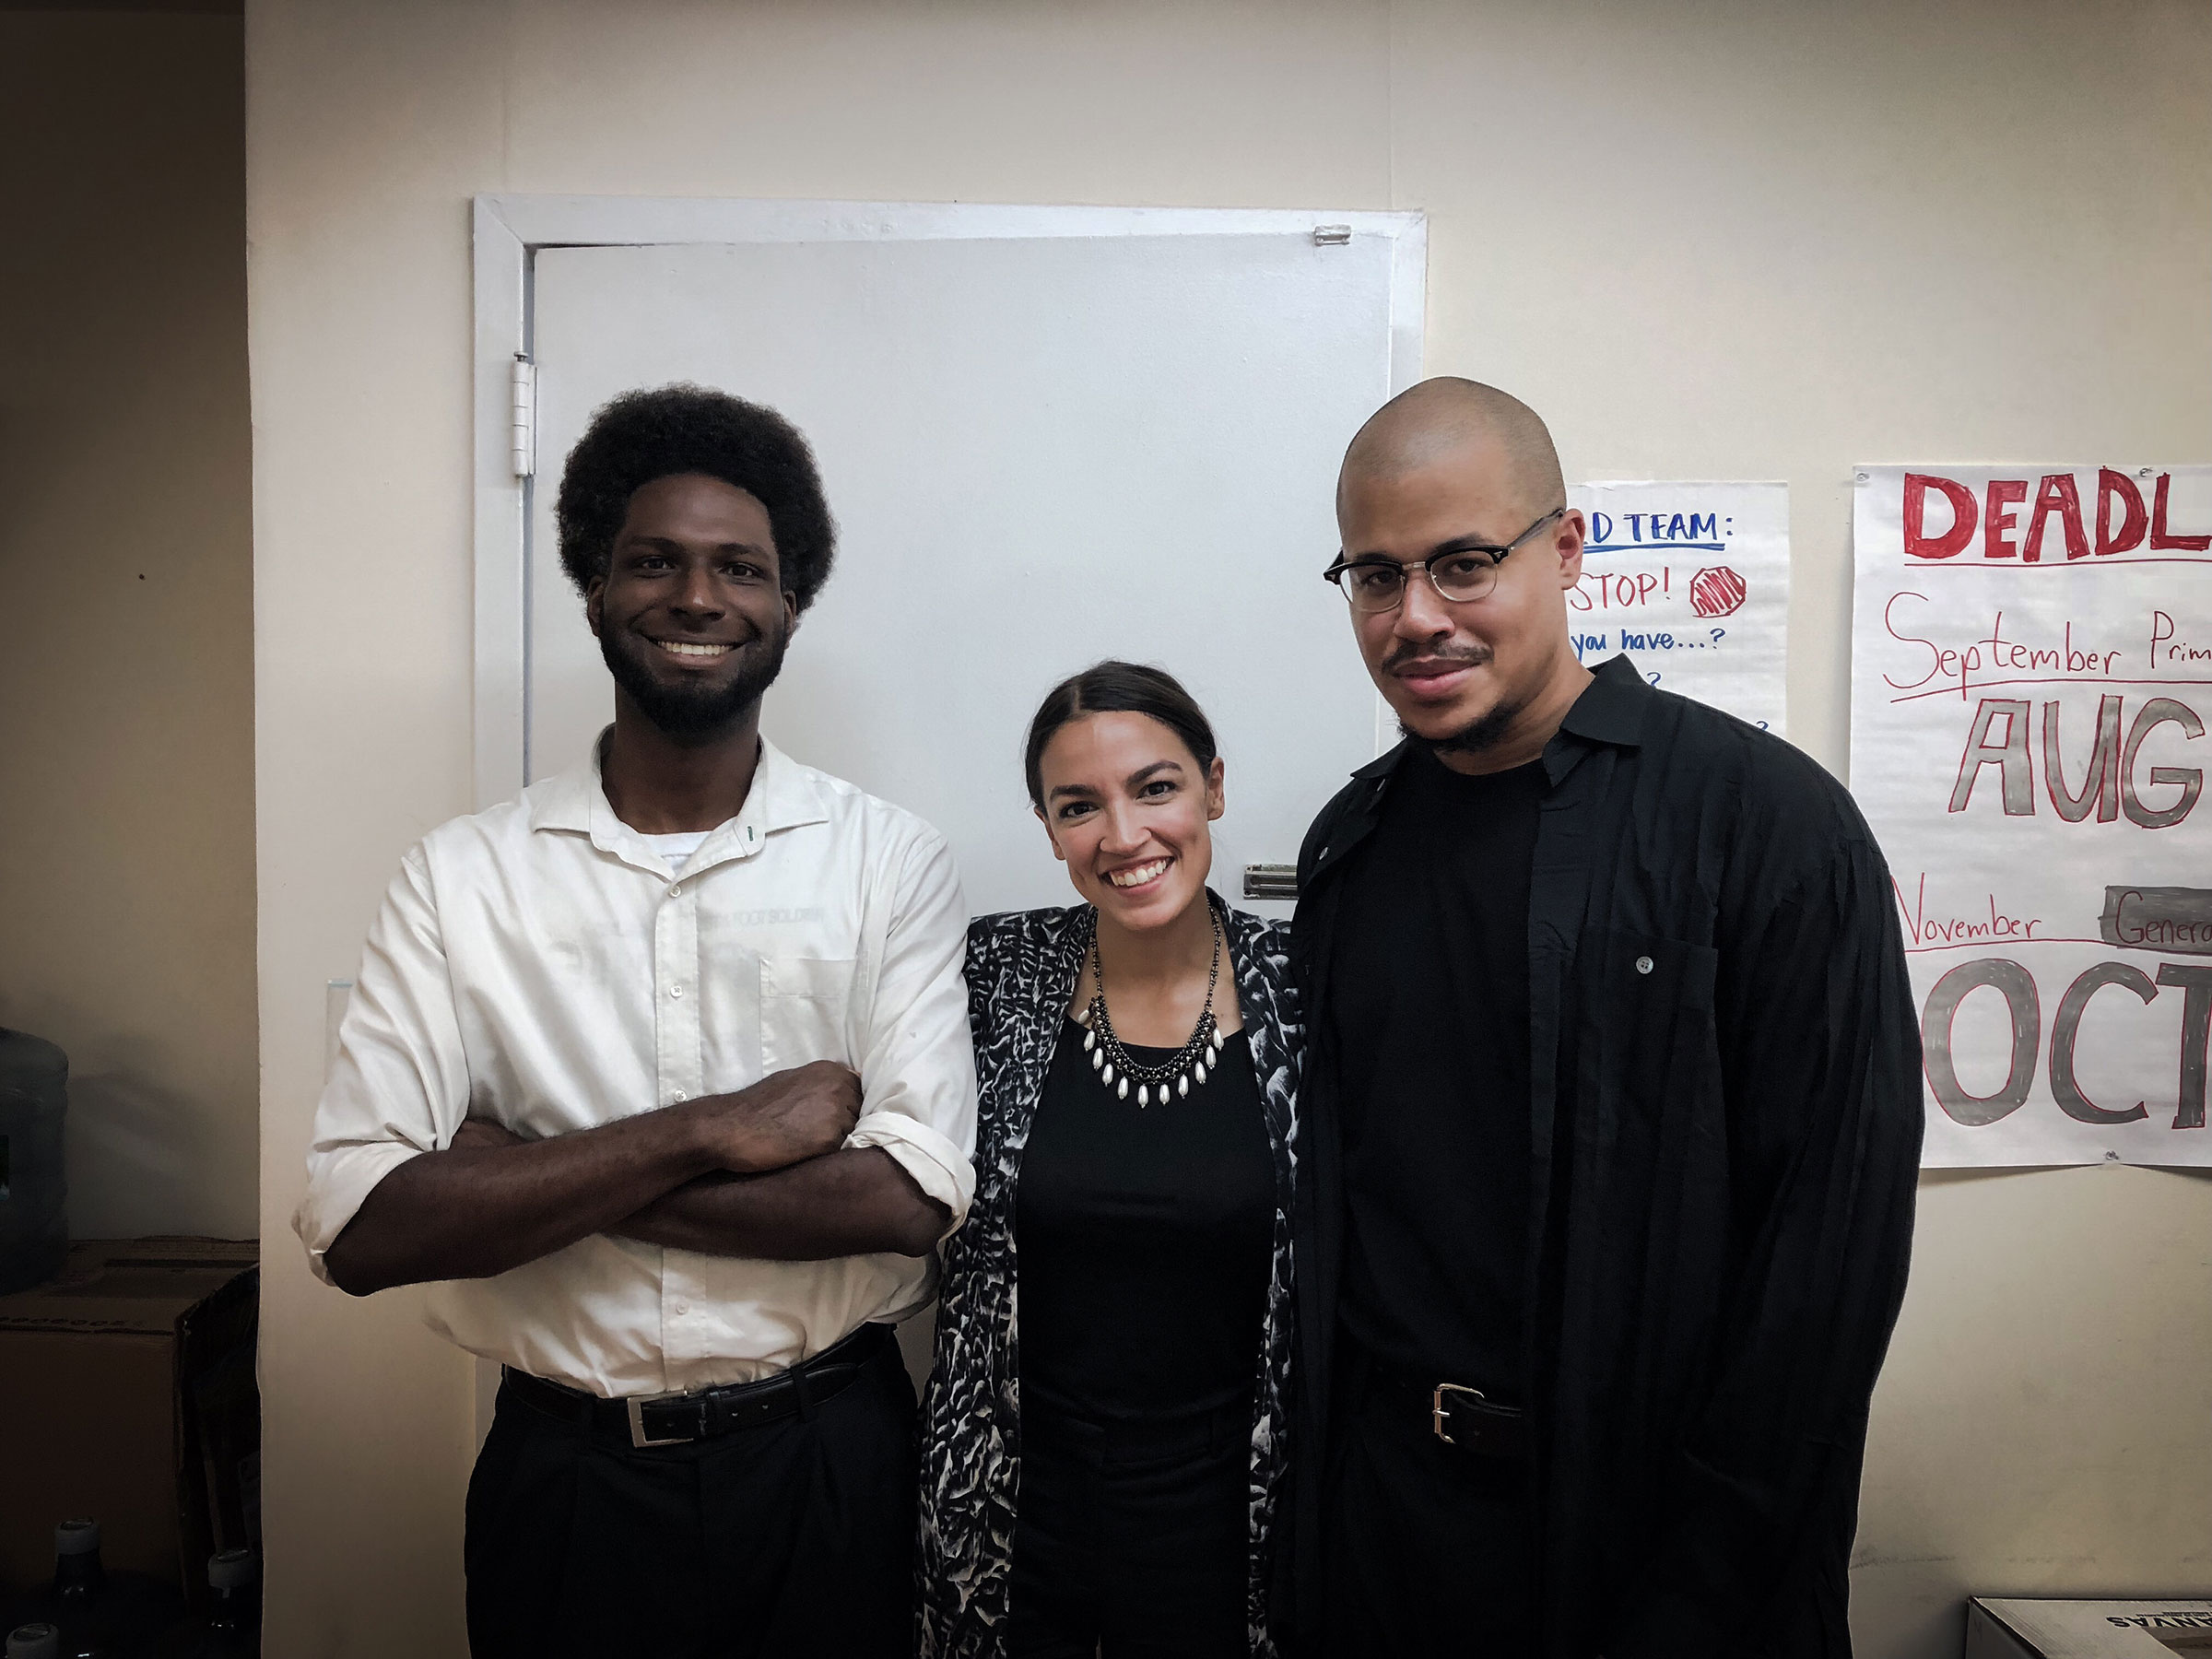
[1283,379,1922,1657]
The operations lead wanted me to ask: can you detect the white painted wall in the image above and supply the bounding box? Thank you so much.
[245,2,2212,1653]
[1,9,256,1242]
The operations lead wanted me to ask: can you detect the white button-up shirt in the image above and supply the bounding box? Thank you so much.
[294,737,977,1397]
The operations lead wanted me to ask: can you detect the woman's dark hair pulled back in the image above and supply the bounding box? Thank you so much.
[1023,661,1219,811]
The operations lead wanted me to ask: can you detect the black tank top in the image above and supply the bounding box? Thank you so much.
[1015,1018,1274,1423]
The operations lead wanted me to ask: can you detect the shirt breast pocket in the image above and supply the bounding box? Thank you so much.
[1578,928,1720,1131]
[759,956,859,1072]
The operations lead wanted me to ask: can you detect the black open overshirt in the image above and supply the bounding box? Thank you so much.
[1285,654,1924,1659]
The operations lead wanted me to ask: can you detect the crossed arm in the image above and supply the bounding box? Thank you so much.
[311,830,975,1300]
[321,1060,950,1298]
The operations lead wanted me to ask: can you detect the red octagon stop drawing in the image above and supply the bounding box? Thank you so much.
[1689,566,1747,618]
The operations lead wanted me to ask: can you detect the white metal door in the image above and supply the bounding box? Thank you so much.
[508,211,1420,917]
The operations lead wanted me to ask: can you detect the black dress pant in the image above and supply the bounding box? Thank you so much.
[464,1339,917,1659]
[1322,1363,1537,1657]
[1006,1399,1251,1658]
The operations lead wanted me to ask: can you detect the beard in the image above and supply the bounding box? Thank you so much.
[1385,641,1527,759]
[1399,692,1528,759]
[599,620,791,744]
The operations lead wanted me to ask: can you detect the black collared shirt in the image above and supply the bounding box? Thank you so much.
[1286,655,1924,1659]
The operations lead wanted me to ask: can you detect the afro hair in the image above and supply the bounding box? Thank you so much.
[554,383,837,612]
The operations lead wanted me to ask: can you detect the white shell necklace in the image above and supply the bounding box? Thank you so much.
[1076,904,1227,1108]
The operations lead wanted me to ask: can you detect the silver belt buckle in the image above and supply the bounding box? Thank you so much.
[1431,1381,1486,1444]
[626,1390,693,1449]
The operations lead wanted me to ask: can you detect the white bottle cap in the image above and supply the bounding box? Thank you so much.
[53,1521,100,1557]
[208,1548,260,1591]
[7,1624,63,1659]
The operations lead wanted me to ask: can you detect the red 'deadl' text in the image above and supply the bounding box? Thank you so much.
[1905,469,2211,561]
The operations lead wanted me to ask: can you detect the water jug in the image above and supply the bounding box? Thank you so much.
[0,1028,69,1296]
[0,1521,183,1658]
[148,1552,256,1659]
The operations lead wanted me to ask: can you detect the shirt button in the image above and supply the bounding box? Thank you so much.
[669,883,681,898]
[673,1301,690,1316]
[669,1089,688,1102]
[670,984,684,999]
[1634,955,1654,975]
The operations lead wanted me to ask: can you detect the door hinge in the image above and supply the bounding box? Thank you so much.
[510,353,536,479]
[1312,225,1352,246]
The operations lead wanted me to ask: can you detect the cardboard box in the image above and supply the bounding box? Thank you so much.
[1970,1599,2212,1657]
[0,1238,258,1608]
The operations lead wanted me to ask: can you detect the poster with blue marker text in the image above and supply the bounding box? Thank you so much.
[1851,464,2212,1169]
[1566,480,1791,737]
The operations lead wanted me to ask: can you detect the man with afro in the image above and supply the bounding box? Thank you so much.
[298,383,977,1657]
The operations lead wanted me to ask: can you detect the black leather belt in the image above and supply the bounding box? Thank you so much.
[1367,1360,1530,1460]
[503,1321,892,1450]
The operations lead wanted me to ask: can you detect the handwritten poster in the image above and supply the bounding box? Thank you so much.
[1567,481,1790,735]
[1851,465,2212,1168]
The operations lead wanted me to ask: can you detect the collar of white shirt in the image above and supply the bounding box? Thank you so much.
[530,730,831,878]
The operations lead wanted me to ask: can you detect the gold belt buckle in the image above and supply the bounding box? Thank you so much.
[1431,1381,1486,1445]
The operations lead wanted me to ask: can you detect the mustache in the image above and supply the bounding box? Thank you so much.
[1382,641,1490,673]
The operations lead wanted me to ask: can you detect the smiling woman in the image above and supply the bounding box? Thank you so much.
[1025,666,1228,955]
[918,661,1306,1659]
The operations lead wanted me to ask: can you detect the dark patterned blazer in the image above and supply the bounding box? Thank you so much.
[917,894,1303,1658]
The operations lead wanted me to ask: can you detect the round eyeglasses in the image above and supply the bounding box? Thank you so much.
[1322,507,1565,615]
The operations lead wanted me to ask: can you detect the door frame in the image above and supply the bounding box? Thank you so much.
[471,193,1427,810]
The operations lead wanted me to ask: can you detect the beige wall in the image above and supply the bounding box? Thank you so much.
[246,2,2212,1653]
[0,9,255,1242]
